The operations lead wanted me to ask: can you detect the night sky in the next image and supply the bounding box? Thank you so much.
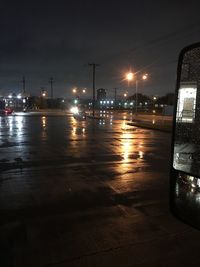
[0,0,200,98]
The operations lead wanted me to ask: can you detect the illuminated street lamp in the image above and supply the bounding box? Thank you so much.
[126,72,134,81]
[72,88,86,106]
[72,88,86,94]
[41,89,47,97]
[124,93,127,97]
[125,71,148,116]
[142,74,148,80]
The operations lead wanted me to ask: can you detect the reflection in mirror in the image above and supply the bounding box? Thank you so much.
[171,44,200,228]
[173,47,200,177]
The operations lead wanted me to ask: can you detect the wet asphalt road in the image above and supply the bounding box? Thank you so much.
[1,112,200,267]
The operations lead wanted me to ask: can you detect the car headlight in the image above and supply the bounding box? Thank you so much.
[70,107,79,114]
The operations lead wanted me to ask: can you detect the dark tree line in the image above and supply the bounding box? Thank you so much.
[26,97,66,109]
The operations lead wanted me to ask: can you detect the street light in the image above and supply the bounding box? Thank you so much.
[41,89,47,97]
[125,71,148,116]
[142,74,148,80]
[124,93,127,97]
[126,72,134,81]
[72,88,87,94]
[72,88,86,106]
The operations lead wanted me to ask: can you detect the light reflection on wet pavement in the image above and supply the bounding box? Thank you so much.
[1,112,200,267]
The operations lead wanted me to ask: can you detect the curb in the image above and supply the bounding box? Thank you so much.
[126,122,172,133]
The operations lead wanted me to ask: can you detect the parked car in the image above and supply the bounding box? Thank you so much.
[0,108,14,115]
[73,111,86,120]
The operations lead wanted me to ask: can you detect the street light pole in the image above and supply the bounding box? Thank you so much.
[49,77,54,98]
[114,88,117,109]
[135,80,138,116]
[125,72,148,117]
[89,63,99,117]
[21,76,26,94]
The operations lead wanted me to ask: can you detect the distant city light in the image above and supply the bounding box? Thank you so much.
[17,94,22,99]
[142,74,148,80]
[8,95,12,98]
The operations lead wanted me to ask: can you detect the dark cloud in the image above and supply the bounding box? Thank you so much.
[0,0,200,97]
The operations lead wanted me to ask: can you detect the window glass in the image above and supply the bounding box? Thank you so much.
[173,47,200,176]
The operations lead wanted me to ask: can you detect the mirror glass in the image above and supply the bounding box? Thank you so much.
[173,47,200,177]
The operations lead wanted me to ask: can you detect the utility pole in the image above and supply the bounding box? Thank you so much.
[49,77,54,98]
[88,63,99,117]
[21,76,26,94]
[135,80,138,115]
[114,88,118,109]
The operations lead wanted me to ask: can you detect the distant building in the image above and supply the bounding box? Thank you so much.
[97,88,106,100]
[0,92,30,110]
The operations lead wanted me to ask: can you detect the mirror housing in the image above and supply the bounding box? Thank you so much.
[170,42,200,229]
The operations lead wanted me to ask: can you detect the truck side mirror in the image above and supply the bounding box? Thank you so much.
[170,42,200,229]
